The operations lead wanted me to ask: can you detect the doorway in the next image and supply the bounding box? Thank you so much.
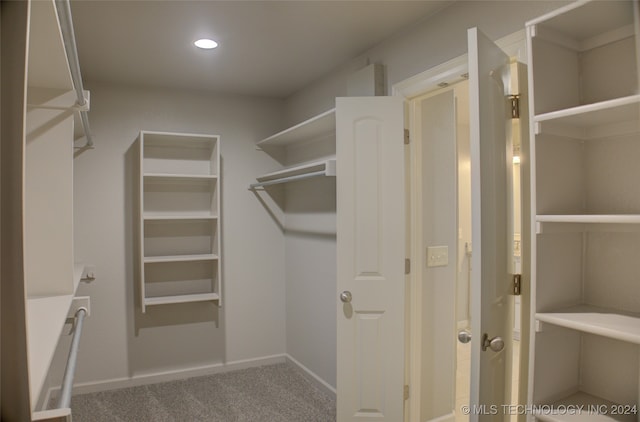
[406,66,524,422]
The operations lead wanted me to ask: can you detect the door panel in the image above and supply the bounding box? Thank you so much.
[468,27,513,420]
[336,96,405,421]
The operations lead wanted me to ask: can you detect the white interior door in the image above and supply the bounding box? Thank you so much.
[336,96,406,422]
[468,27,514,420]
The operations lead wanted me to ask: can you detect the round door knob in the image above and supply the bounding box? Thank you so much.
[340,291,352,303]
[482,333,505,352]
[457,330,472,344]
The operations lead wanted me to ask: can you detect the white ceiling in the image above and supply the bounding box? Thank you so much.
[70,1,453,98]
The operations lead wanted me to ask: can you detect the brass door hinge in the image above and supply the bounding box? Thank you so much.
[512,274,522,296]
[508,94,520,119]
[405,258,411,275]
[404,129,410,145]
[404,385,410,400]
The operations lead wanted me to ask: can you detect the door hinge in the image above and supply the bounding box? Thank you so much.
[508,94,520,119]
[405,258,411,275]
[512,274,522,296]
[403,385,410,400]
[404,129,410,145]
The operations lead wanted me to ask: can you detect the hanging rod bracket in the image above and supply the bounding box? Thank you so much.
[67,296,91,319]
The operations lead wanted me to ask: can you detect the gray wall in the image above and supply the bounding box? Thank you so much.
[52,82,287,386]
[283,0,568,125]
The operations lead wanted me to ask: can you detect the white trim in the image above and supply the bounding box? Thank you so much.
[392,29,526,99]
[285,354,337,397]
[425,412,456,422]
[393,28,527,422]
[47,354,287,397]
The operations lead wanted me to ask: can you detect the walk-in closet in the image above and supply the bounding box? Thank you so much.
[1,0,638,421]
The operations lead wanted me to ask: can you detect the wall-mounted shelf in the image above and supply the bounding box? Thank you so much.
[139,131,221,312]
[534,95,640,138]
[250,158,336,189]
[536,305,640,345]
[143,254,219,264]
[257,109,335,149]
[537,214,640,224]
[26,263,86,411]
[144,292,220,307]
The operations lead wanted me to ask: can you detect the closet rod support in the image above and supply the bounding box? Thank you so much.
[249,170,328,189]
[57,307,87,410]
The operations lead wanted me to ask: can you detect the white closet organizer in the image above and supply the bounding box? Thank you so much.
[527,1,639,420]
[138,131,221,312]
[251,108,336,188]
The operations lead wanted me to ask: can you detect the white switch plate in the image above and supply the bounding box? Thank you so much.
[427,246,449,267]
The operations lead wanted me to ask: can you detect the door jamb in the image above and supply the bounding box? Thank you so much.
[391,29,527,422]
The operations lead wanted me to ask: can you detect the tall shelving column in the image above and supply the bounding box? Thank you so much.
[139,131,221,313]
[526,1,639,420]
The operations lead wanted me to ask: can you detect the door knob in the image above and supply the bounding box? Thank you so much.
[340,291,352,303]
[482,333,504,352]
[457,330,472,344]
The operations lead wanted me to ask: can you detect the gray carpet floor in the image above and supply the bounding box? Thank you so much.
[66,363,336,422]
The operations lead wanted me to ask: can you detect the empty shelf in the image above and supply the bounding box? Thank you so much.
[536,305,640,345]
[143,213,218,221]
[536,391,636,422]
[537,215,640,224]
[144,292,220,306]
[26,263,86,406]
[250,159,336,188]
[534,95,640,137]
[143,254,218,263]
[257,109,335,149]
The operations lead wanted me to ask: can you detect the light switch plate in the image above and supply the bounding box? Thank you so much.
[427,246,448,267]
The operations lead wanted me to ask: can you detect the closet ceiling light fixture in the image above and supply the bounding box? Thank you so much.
[194,39,218,49]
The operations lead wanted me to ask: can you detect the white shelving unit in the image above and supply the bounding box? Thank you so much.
[527,1,639,419]
[138,131,221,312]
[252,109,336,188]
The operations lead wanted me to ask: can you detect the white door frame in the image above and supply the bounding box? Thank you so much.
[391,29,527,422]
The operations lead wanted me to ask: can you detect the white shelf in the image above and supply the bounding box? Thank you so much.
[144,292,220,306]
[534,95,640,136]
[536,391,637,422]
[143,174,217,185]
[143,212,218,221]
[141,131,218,149]
[143,254,218,264]
[257,108,335,149]
[251,158,336,188]
[537,215,640,224]
[26,263,85,407]
[536,305,640,345]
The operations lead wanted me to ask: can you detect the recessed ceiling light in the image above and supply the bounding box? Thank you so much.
[194,39,218,50]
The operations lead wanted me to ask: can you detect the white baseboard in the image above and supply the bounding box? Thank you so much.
[426,411,455,422]
[48,354,287,398]
[285,354,336,398]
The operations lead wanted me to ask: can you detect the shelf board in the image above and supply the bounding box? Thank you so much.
[536,305,640,345]
[257,108,335,149]
[141,131,218,149]
[143,213,217,221]
[144,292,220,306]
[144,173,217,181]
[26,263,86,407]
[537,215,640,224]
[143,254,218,264]
[534,95,640,137]
[252,158,336,188]
[536,391,636,422]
